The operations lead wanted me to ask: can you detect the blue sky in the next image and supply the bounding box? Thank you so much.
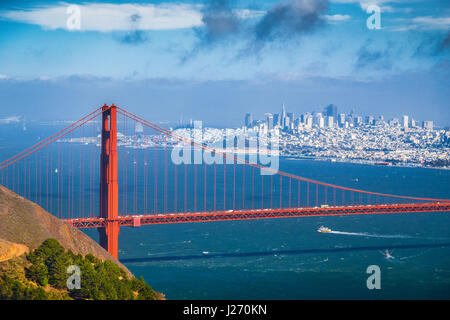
[0,0,449,126]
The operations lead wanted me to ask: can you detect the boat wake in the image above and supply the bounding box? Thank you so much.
[327,230,413,239]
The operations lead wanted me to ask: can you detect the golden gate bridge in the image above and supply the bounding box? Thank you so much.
[1,105,449,259]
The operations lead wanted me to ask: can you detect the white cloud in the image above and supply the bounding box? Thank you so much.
[234,9,266,20]
[330,0,407,13]
[0,3,204,31]
[0,115,21,124]
[391,16,450,31]
[412,16,450,29]
[0,3,266,32]
[331,0,401,5]
[323,14,351,22]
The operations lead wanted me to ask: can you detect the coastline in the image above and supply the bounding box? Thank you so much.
[282,155,450,171]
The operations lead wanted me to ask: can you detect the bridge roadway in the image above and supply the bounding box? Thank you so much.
[66,202,450,228]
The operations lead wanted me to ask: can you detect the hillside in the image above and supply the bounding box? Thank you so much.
[0,184,131,275]
[0,185,164,300]
[0,238,163,300]
[0,238,29,263]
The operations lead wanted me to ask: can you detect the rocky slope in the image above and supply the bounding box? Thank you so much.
[0,184,132,277]
[0,238,29,263]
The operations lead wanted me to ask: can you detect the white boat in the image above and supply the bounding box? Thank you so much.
[318,226,332,233]
[384,250,394,259]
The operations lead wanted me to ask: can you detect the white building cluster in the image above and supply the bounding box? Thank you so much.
[243,104,448,167]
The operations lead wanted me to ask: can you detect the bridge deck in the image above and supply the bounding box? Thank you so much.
[66,202,450,228]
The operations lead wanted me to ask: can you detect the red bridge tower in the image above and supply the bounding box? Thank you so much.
[98,104,120,259]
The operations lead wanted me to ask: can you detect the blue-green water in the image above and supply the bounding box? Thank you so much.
[93,156,450,299]
[1,123,450,299]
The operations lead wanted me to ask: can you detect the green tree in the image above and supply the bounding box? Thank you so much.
[26,262,49,286]
[3,238,160,300]
[46,251,71,289]
[34,238,65,261]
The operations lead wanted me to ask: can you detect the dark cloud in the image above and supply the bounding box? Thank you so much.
[118,30,148,45]
[130,13,141,23]
[355,39,393,70]
[199,0,241,44]
[116,13,148,45]
[414,31,450,57]
[239,0,329,57]
[185,0,330,60]
[440,32,450,52]
[180,0,242,63]
[254,0,328,42]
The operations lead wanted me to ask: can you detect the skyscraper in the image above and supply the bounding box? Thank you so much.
[423,121,434,130]
[265,113,274,130]
[314,112,323,126]
[273,114,280,127]
[324,104,338,119]
[339,113,346,127]
[281,104,286,128]
[365,115,374,125]
[300,112,310,124]
[354,116,363,127]
[305,116,313,129]
[402,115,409,128]
[285,116,290,129]
[327,116,334,128]
[245,113,253,128]
[287,112,294,129]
